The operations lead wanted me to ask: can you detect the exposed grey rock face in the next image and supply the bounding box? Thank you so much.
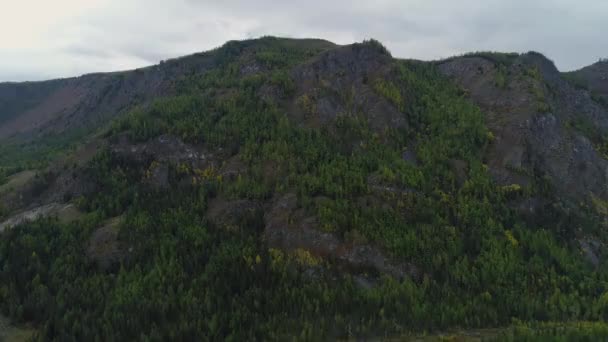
[207,198,263,231]
[257,84,283,103]
[438,53,608,203]
[219,156,247,181]
[290,43,407,132]
[146,163,170,189]
[402,149,419,165]
[45,169,97,204]
[579,237,603,267]
[111,134,221,189]
[240,62,264,76]
[112,134,214,166]
[515,197,546,218]
[86,217,127,270]
[264,193,419,281]
[0,203,74,232]
[0,168,95,215]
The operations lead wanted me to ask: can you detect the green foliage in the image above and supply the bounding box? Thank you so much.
[1,39,607,340]
[524,66,542,81]
[569,116,601,140]
[567,116,608,157]
[527,73,551,113]
[0,171,7,187]
[248,36,335,69]
[448,51,520,67]
[495,65,508,89]
[295,94,315,115]
[373,79,404,111]
[563,70,608,108]
[269,70,296,96]
[562,72,590,91]
[592,93,608,109]
[360,39,392,56]
[0,129,88,173]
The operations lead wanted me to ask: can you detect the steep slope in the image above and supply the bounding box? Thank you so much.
[0,38,337,141]
[565,59,608,106]
[438,52,608,205]
[0,61,189,140]
[1,38,608,340]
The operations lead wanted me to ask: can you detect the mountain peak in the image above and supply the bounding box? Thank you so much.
[2,36,608,340]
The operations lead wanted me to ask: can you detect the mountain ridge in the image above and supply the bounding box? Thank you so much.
[0,38,338,141]
[4,37,601,142]
[1,36,608,340]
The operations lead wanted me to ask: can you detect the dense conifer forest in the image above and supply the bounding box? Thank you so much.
[1,37,608,340]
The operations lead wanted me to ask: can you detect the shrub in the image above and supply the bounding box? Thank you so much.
[361,39,392,56]
[495,65,508,88]
[373,79,404,111]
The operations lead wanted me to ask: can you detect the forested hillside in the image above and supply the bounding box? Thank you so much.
[1,37,608,340]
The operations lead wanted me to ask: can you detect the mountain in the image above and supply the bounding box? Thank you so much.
[1,37,608,340]
[0,39,337,141]
[564,59,608,106]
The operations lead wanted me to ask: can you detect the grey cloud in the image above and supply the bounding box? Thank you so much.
[63,45,114,59]
[1,0,607,81]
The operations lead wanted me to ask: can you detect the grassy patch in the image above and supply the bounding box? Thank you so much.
[0,170,36,195]
[0,315,36,342]
[494,65,508,89]
[562,72,590,91]
[373,78,404,111]
[0,128,91,174]
[494,321,608,341]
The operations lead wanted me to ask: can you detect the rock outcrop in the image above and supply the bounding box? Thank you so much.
[567,60,608,104]
[86,217,128,270]
[438,53,608,203]
[289,42,407,132]
[264,193,419,281]
[0,203,80,233]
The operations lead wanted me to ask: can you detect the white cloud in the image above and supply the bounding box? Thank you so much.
[0,0,606,81]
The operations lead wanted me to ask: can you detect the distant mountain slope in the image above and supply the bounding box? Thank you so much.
[0,64,175,140]
[0,38,337,140]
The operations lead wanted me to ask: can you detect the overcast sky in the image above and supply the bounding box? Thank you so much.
[1,0,606,82]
